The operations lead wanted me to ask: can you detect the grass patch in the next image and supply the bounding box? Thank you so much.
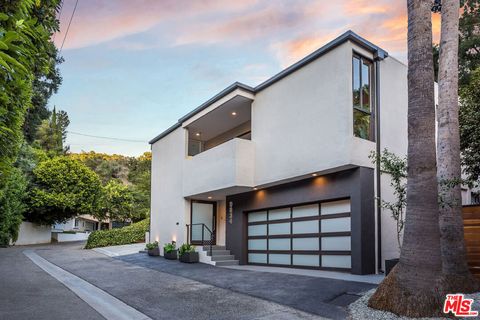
[85,219,149,249]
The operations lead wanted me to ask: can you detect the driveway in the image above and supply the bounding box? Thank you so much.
[118,253,375,319]
[0,242,374,319]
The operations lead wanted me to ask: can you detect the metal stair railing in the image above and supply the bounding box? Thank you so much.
[186,223,213,256]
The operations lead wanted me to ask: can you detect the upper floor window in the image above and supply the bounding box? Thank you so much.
[352,55,374,141]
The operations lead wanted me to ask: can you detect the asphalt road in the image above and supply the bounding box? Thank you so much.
[0,243,103,320]
[1,243,326,320]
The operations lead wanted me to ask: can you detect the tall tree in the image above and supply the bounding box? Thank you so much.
[23,0,63,142]
[437,0,479,292]
[35,107,70,155]
[368,0,443,317]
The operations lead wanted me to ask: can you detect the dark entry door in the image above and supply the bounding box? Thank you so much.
[191,201,216,245]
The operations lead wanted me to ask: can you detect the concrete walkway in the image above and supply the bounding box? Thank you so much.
[93,243,145,257]
[224,265,383,284]
[118,253,376,319]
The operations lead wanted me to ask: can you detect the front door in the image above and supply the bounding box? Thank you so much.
[190,200,216,245]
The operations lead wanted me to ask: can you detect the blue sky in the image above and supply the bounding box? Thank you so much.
[50,0,440,156]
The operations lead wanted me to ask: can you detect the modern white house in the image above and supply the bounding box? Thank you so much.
[149,31,410,275]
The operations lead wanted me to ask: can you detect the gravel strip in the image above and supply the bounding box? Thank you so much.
[348,289,480,320]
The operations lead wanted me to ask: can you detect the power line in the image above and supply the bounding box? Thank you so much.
[67,131,147,143]
[60,0,79,52]
[53,0,64,41]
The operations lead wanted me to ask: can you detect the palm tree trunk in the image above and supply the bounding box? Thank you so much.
[437,0,479,292]
[368,0,444,317]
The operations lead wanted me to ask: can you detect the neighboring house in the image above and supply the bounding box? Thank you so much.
[149,31,410,275]
[53,215,110,233]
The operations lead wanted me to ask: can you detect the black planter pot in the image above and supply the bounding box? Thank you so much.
[385,258,399,276]
[147,247,160,256]
[180,252,199,263]
[164,250,178,260]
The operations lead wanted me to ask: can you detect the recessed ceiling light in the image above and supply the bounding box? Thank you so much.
[231,112,237,116]
[312,173,318,177]
[207,196,212,199]
[253,187,258,190]
[195,132,201,137]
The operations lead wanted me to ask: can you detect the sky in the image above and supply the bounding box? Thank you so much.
[51,0,441,156]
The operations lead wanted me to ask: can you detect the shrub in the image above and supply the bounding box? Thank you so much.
[178,243,195,255]
[85,219,148,249]
[163,242,176,253]
[145,241,158,250]
[0,169,27,246]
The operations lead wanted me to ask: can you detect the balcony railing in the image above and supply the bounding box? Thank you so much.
[183,138,254,197]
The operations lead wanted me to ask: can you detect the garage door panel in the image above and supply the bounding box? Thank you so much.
[249,253,267,264]
[247,199,352,271]
[248,239,267,250]
[248,224,267,236]
[292,237,319,250]
[248,211,267,222]
[321,236,351,251]
[321,217,351,232]
[292,221,319,234]
[268,222,290,235]
[292,204,319,218]
[293,254,320,267]
[322,255,351,268]
[269,238,291,250]
[321,200,351,215]
[269,254,290,265]
[269,208,290,220]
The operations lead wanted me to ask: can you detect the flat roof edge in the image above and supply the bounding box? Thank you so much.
[255,30,388,91]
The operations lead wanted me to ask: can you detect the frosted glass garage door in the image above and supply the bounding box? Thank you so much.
[247,199,352,270]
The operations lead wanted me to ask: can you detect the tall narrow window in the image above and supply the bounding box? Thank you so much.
[352,55,374,141]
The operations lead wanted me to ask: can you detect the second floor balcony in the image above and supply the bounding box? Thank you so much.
[183,138,254,198]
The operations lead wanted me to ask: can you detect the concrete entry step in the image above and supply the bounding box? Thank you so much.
[202,245,226,251]
[210,255,236,261]
[206,250,231,256]
[214,260,239,266]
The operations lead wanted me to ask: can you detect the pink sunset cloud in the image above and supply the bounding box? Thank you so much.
[56,0,442,65]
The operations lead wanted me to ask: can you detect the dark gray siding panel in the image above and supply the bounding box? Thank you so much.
[226,167,375,274]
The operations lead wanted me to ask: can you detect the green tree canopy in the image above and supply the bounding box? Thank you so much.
[460,67,480,183]
[98,180,135,223]
[25,157,102,225]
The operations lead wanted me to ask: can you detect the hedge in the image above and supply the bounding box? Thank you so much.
[85,219,149,249]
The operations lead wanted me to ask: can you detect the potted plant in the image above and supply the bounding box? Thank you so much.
[163,242,177,260]
[145,241,160,256]
[179,243,199,263]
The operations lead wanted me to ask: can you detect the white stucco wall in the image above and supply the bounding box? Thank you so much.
[252,41,376,186]
[377,56,409,268]
[14,222,51,245]
[150,127,189,254]
[52,232,90,242]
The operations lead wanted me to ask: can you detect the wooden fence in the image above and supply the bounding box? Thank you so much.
[463,205,480,279]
